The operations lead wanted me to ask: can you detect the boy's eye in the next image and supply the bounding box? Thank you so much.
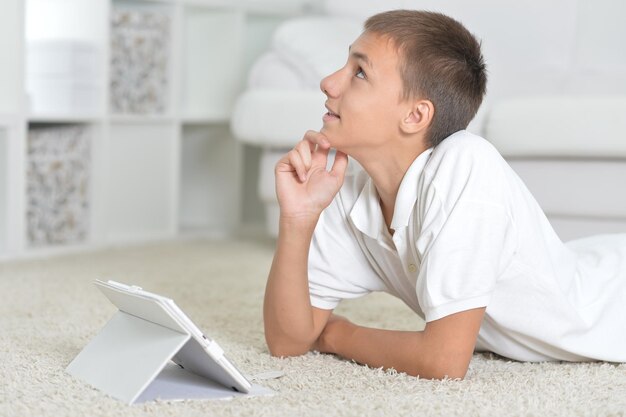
[355,67,366,79]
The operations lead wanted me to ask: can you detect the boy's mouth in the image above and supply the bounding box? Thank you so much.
[324,105,341,121]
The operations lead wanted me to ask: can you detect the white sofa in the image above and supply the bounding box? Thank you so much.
[231,0,626,240]
[485,97,626,241]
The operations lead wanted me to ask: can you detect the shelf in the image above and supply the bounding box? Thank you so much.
[0,128,7,253]
[105,123,178,242]
[180,113,229,124]
[26,1,106,118]
[180,6,244,119]
[2,0,296,258]
[240,0,319,16]
[28,113,103,124]
[0,0,24,115]
[109,114,177,124]
[0,113,20,127]
[121,0,177,4]
[179,124,241,234]
[26,0,108,43]
[110,0,175,116]
[25,124,93,248]
[181,0,317,16]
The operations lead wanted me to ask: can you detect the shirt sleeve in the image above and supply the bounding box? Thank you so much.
[308,192,385,310]
[416,194,517,322]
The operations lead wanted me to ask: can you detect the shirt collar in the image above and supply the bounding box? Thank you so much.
[349,147,434,239]
[390,147,434,230]
[350,178,385,240]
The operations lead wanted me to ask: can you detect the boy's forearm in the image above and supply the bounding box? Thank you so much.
[326,322,468,380]
[263,216,320,356]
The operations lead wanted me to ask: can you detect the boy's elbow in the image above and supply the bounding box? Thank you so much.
[266,336,312,358]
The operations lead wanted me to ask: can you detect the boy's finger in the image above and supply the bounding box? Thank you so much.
[295,140,312,170]
[330,151,349,179]
[274,155,293,173]
[287,149,307,182]
[304,130,330,150]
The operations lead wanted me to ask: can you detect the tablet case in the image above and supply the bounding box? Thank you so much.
[66,281,266,404]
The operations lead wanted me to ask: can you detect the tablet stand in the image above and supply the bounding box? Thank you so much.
[67,310,191,404]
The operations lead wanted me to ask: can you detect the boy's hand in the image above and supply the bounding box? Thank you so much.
[275,131,349,220]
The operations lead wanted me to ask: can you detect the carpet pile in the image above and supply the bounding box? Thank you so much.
[1,239,625,416]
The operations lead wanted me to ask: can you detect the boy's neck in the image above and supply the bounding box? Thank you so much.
[354,142,430,234]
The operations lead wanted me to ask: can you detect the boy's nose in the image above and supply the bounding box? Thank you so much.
[320,70,340,98]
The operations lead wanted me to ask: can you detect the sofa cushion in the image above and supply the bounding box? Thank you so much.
[247,52,307,90]
[485,96,626,158]
[508,159,626,220]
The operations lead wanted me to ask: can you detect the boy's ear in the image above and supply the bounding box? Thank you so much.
[400,99,434,135]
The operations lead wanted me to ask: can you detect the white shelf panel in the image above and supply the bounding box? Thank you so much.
[110,0,175,116]
[180,7,245,119]
[26,0,108,44]
[0,0,24,114]
[181,0,316,16]
[25,124,93,248]
[179,124,240,233]
[105,122,178,242]
[123,0,177,4]
[28,113,104,124]
[0,128,8,253]
[0,114,20,127]
[111,0,176,10]
[109,114,177,124]
[180,113,229,124]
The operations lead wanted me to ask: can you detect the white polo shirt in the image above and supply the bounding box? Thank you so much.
[308,130,626,362]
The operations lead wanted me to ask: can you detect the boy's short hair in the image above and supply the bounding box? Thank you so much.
[365,10,487,148]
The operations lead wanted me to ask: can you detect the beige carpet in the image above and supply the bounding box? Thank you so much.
[1,238,626,417]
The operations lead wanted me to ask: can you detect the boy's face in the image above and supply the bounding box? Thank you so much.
[320,31,408,154]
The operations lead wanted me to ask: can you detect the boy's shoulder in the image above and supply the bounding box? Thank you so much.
[432,130,500,158]
[334,130,506,212]
[424,130,511,205]
[426,130,505,175]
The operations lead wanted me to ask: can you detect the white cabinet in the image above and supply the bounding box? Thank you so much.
[105,122,179,242]
[0,0,316,259]
[0,128,7,253]
[181,8,245,120]
[0,0,24,115]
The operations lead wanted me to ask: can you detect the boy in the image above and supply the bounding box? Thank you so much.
[263,10,626,379]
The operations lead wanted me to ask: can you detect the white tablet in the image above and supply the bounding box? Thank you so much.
[94,279,252,394]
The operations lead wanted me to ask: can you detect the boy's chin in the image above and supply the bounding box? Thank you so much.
[320,127,339,145]
[320,129,352,155]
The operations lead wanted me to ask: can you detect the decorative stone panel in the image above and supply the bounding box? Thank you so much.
[27,125,90,246]
[110,7,171,114]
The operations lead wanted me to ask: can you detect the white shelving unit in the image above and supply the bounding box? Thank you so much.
[0,0,317,259]
[0,126,8,253]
